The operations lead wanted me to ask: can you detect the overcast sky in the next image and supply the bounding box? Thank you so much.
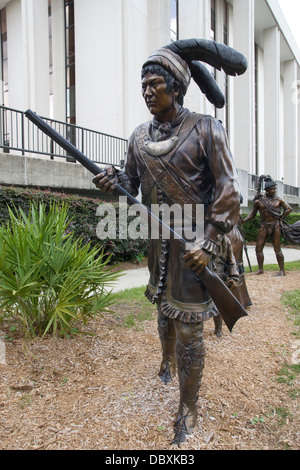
[277,0,300,50]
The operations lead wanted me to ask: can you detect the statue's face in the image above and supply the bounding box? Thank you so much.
[266,185,276,197]
[141,73,176,118]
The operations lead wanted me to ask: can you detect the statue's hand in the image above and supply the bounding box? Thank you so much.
[182,248,212,275]
[226,277,239,289]
[92,166,118,194]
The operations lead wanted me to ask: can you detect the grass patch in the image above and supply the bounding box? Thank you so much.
[276,364,300,399]
[114,286,149,302]
[245,260,300,273]
[281,289,300,338]
[277,289,300,400]
[112,286,155,330]
[276,364,300,386]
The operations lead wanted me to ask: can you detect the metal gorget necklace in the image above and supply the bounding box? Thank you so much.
[144,114,188,157]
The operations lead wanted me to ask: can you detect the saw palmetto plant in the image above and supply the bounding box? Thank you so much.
[0,201,121,337]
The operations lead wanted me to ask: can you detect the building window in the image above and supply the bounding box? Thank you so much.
[255,44,258,175]
[170,0,178,42]
[211,0,216,40]
[65,0,76,126]
[0,7,8,107]
[223,0,228,45]
[211,0,216,117]
[0,7,9,152]
[64,0,76,153]
[223,0,229,135]
[48,0,53,118]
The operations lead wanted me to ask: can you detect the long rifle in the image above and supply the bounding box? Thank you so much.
[25,109,248,332]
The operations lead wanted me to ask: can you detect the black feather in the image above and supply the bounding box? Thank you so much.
[189,61,225,108]
[165,39,248,76]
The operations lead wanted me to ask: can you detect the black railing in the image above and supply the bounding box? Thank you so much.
[284,183,299,197]
[1,106,299,202]
[248,173,260,192]
[0,105,127,167]
[248,173,299,198]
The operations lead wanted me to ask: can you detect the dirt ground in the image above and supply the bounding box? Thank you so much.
[0,269,299,451]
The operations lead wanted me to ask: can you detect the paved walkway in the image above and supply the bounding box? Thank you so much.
[112,246,300,292]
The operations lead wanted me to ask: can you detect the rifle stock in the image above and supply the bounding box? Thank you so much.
[25,109,248,332]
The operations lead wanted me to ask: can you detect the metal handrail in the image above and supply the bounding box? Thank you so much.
[0,105,127,167]
[1,105,299,201]
[248,173,299,198]
[284,183,299,197]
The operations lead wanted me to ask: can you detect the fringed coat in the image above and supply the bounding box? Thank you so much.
[116,109,240,323]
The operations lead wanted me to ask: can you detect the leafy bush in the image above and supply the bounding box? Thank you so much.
[0,200,121,337]
[281,289,300,338]
[0,186,149,263]
[241,212,300,244]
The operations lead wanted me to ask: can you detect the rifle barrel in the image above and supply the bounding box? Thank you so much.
[25,109,180,240]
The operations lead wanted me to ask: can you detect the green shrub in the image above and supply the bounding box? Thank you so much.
[0,186,149,263]
[1,187,298,255]
[0,200,121,337]
[241,212,300,244]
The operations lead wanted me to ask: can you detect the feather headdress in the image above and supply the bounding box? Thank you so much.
[143,38,248,108]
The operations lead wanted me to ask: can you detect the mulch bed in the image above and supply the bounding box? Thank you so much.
[0,270,299,450]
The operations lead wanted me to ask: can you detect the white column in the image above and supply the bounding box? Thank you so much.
[21,0,49,114]
[146,0,170,52]
[121,0,150,135]
[298,83,300,187]
[215,0,226,125]
[6,0,49,113]
[283,60,298,186]
[256,45,265,176]
[75,0,124,135]
[179,0,212,114]
[5,0,24,108]
[263,26,281,181]
[227,2,235,150]
[75,0,151,138]
[232,0,255,174]
[179,0,210,40]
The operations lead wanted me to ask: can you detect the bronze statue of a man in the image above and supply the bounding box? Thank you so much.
[242,176,292,276]
[93,39,247,444]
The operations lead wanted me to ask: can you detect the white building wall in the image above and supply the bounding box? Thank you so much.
[232,0,256,174]
[178,0,213,115]
[121,0,149,136]
[279,76,284,180]
[0,0,300,191]
[215,0,226,125]
[226,2,235,152]
[298,89,300,185]
[6,0,49,115]
[75,0,124,137]
[283,60,298,186]
[256,45,265,176]
[263,26,281,181]
[74,0,171,139]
